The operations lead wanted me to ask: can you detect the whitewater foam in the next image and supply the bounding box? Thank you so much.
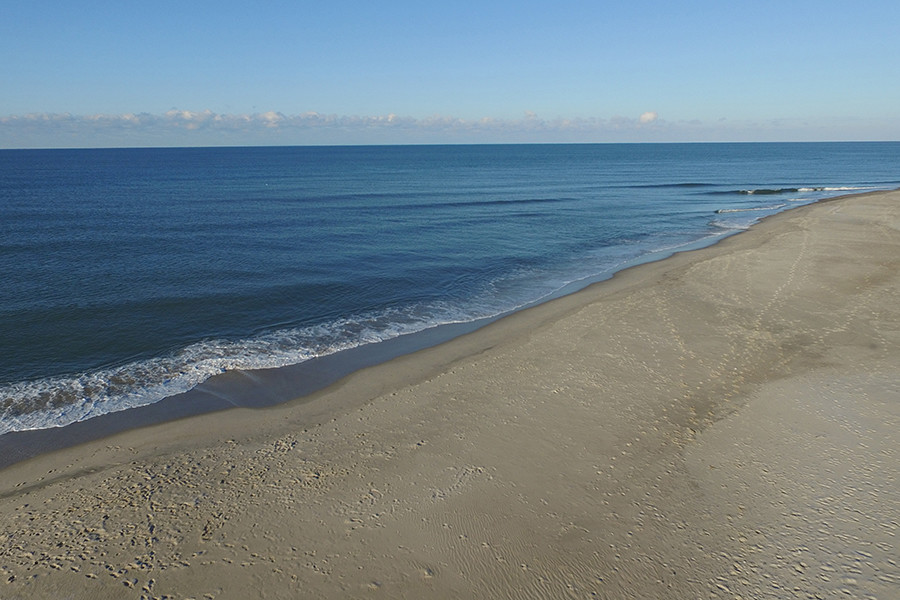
[0,298,532,435]
[715,204,786,214]
[738,185,875,195]
[0,235,731,435]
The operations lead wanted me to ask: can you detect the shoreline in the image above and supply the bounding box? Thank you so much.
[0,214,754,471]
[1,189,897,599]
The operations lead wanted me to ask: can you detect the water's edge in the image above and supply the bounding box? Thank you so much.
[0,230,750,470]
[0,190,880,471]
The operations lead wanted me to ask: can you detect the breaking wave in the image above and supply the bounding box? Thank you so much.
[717,186,875,196]
[715,204,786,214]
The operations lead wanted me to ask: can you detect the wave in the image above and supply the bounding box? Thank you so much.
[708,219,751,231]
[0,303,492,435]
[714,185,875,196]
[3,284,555,435]
[1,333,315,435]
[627,184,880,197]
[715,203,786,214]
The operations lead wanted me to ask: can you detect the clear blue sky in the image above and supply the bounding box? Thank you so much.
[2,0,899,147]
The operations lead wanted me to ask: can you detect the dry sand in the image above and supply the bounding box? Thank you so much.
[1,190,898,600]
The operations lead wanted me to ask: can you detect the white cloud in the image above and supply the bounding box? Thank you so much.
[258,111,285,128]
[3,109,895,148]
[3,109,643,144]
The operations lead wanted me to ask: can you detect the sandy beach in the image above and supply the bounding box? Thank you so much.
[1,189,897,599]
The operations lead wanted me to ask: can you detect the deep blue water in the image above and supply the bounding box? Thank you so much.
[1,142,898,434]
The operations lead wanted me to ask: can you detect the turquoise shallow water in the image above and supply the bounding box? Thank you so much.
[1,142,897,434]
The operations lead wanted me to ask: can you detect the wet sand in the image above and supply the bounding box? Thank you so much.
[1,190,897,599]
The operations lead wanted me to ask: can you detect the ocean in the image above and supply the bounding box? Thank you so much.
[1,142,898,440]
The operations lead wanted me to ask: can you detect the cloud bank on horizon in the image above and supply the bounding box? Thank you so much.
[2,109,894,148]
[1,109,668,147]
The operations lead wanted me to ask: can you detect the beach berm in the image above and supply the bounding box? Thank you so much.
[1,190,897,599]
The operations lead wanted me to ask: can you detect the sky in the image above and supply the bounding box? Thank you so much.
[2,0,899,148]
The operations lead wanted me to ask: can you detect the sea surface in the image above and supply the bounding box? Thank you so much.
[1,142,898,436]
